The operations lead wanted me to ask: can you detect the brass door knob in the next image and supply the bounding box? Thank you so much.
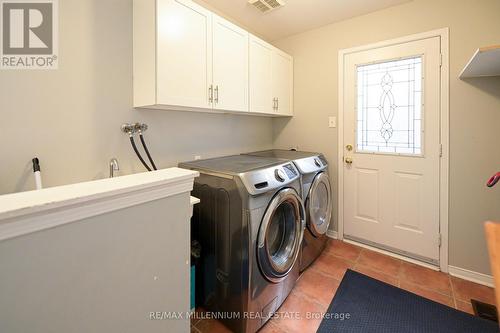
[345,157,353,164]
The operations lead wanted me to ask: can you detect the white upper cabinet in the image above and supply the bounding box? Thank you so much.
[249,35,274,114]
[272,50,293,116]
[212,15,249,112]
[133,0,293,117]
[156,0,212,109]
[249,35,293,116]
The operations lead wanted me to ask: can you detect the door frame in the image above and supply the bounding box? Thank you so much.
[337,28,450,272]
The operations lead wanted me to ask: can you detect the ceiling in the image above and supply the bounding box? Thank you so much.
[199,0,412,41]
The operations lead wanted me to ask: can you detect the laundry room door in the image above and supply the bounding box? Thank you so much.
[342,36,442,264]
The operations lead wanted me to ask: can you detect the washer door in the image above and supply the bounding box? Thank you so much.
[306,172,332,237]
[257,188,305,283]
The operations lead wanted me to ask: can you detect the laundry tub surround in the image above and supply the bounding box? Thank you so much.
[0,168,199,333]
[180,155,304,333]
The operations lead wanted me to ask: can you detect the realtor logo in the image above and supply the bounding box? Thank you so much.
[1,0,58,69]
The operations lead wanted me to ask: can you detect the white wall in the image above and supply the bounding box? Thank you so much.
[0,0,273,195]
[272,0,500,275]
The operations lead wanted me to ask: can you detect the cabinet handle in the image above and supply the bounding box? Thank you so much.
[276,98,279,111]
[273,98,277,110]
[209,85,213,103]
[215,85,219,104]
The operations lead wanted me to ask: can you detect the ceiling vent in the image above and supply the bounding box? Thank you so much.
[248,0,285,13]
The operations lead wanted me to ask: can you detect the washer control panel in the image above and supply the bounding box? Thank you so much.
[240,162,301,195]
[283,163,299,179]
[275,169,286,182]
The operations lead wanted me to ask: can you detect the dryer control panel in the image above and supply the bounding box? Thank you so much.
[293,155,328,175]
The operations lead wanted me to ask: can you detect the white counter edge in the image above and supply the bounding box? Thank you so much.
[0,167,199,241]
[190,196,200,206]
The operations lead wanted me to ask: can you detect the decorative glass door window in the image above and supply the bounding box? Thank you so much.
[356,56,423,155]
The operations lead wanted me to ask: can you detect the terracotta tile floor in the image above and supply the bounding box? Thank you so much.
[191,239,496,333]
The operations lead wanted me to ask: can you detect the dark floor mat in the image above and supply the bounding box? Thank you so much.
[317,269,499,333]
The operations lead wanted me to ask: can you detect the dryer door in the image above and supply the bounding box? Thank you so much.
[257,188,304,283]
[306,172,333,237]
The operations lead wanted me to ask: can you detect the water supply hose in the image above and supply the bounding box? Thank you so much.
[139,133,157,170]
[130,136,152,171]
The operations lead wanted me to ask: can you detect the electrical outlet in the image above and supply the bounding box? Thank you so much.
[329,116,337,128]
[194,155,201,160]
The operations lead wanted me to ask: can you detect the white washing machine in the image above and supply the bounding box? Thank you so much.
[243,150,333,271]
[180,155,304,333]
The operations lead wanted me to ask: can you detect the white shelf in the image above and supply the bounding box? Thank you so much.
[460,45,500,79]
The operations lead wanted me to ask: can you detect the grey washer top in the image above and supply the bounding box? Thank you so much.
[180,154,302,196]
[179,155,286,176]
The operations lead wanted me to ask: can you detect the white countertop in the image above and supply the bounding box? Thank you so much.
[0,167,199,222]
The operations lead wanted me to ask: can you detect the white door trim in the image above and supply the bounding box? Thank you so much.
[337,28,450,272]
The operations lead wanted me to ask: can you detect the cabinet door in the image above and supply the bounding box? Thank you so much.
[212,15,249,112]
[156,0,213,109]
[249,35,274,114]
[272,51,293,116]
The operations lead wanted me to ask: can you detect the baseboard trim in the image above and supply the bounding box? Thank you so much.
[328,230,494,288]
[326,230,338,239]
[343,238,439,271]
[448,265,494,288]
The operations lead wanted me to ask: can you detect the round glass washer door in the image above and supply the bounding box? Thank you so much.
[306,172,332,237]
[257,188,304,283]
